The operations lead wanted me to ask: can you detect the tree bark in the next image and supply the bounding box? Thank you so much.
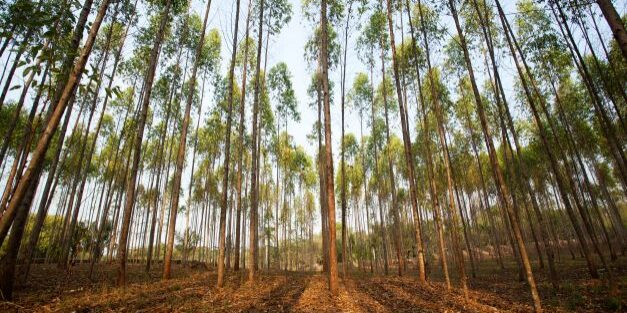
[117,0,170,286]
[320,0,339,295]
[596,0,627,60]
[248,0,265,283]
[0,0,111,298]
[449,0,541,310]
[216,0,240,287]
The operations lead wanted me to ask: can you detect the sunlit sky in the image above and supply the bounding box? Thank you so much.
[198,0,521,158]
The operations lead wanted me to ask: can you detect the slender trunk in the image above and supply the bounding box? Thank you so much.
[369,60,389,276]
[0,0,99,245]
[248,0,265,283]
[497,0,603,283]
[0,0,111,298]
[163,0,212,280]
[339,1,353,279]
[473,0,558,286]
[216,0,240,287]
[15,65,52,281]
[378,27,403,277]
[234,2,252,272]
[117,0,170,286]
[320,0,338,295]
[450,0,541,310]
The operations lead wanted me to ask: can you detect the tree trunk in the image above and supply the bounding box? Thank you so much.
[248,0,265,283]
[339,1,354,279]
[234,2,252,272]
[216,0,240,287]
[0,0,111,298]
[320,0,338,295]
[449,0,541,310]
[163,0,213,280]
[117,0,170,286]
[596,0,627,60]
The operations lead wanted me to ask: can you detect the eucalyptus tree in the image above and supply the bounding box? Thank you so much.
[357,9,392,275]
[336,0,367,277]
[306,73,331,272]
[185,29,221,265]
[558,4,625,180]
[376,74,405,276]
[336,132,360,267]
[249,0,266,283]
[447,0,542,309]
[57,0,134,270]
[268,61,298,267]
[384,0,426,281]
[0,0,114,299]
[76,3,139,277]
[234,1,255,272]
[141,14,204,270]
[216,0,241,288]
[247,0,292,272]
[303,0,341,276]
[595,0,627,60]
[449,0,542,304]
[320,0,339,295]
[163,0,214,280]
[403,0,464,286]
[116,0,185,286]
[348,72,374,272]
[494,0,616,296]
[87,86,135,273]
[0,0,101,247]
[0,0,52,116]
[0,0,73,166]
[548,1,627,192]
[9,0,120,277]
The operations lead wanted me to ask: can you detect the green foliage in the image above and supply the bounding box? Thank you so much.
[268,62,299,125]
[348,72,372,117]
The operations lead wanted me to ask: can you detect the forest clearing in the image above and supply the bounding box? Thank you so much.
[0,0,626,312]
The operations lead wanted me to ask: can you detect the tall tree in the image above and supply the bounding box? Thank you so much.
[217,0,241,288]
[117,0,173,286]
[249,0,266,283]
[163,0,213,279]
[234,1,253,272]
[449,0,542,309]
[0,0,113,299]
[386,0,427,282]
[320,0,339,295]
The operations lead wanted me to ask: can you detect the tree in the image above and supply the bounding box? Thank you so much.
[249,0,265,283]
[385,0,426,281]
[320,0,339,295]
[216,0,241,288]
[117,0,175,286]
[163,0,213,280]
[449,0,541,309]
[234,1,254,272]
[0,0,113,299]
[595,0,627,60]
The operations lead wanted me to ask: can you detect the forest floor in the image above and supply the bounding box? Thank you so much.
[1,257,625,312]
